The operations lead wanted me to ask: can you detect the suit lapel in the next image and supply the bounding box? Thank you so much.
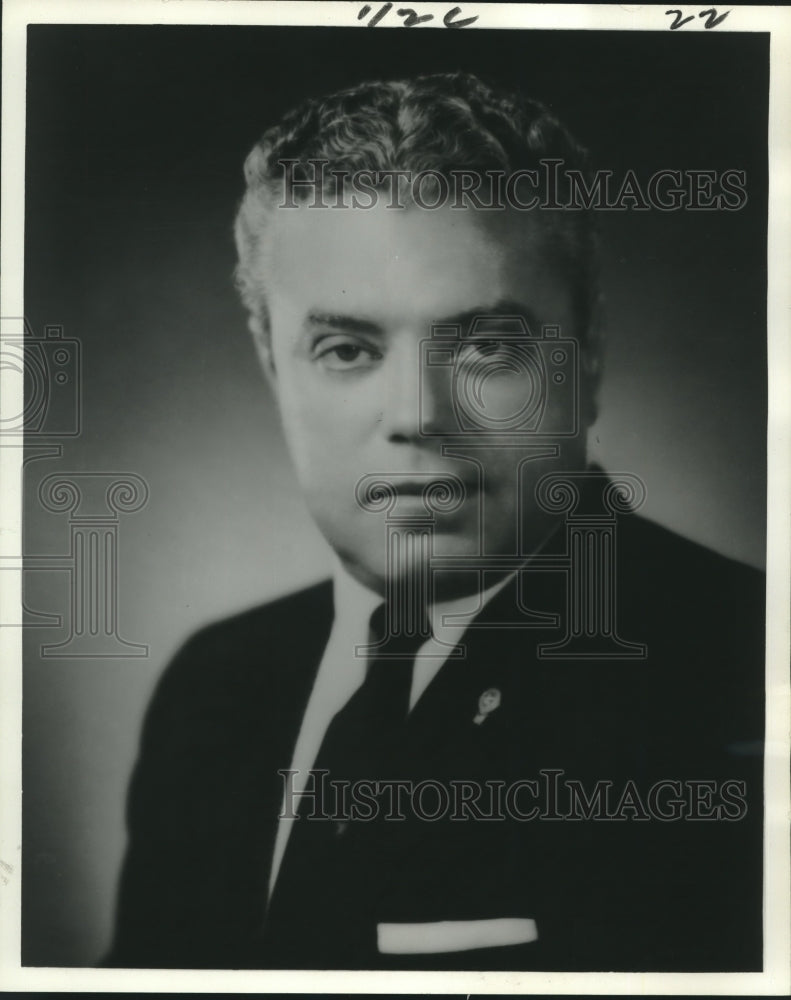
[406,572,556,742]
[255,581,334,884]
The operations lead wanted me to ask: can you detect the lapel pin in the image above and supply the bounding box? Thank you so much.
[473,687,501,725]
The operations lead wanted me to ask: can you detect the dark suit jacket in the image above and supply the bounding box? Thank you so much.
[105,514,764,971]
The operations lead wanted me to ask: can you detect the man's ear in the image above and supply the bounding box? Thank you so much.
[248,314,278,391]
[581,294,604,429]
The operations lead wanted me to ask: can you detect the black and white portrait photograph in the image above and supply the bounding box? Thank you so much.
[1,1,789,994]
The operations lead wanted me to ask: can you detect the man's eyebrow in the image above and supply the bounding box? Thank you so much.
[304,311,384,335]
[438,300,542,333]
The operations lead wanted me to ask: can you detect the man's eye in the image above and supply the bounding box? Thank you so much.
[314,337,381,371]
[459,339,511,361]
[331,344,362,362]
[470,339,502,354]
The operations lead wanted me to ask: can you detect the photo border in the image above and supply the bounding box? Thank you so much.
[1,1,789,994]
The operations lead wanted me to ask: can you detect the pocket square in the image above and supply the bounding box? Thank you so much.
[377,917,538,955]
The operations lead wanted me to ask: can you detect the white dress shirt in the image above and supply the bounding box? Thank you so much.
[268,560,513,897]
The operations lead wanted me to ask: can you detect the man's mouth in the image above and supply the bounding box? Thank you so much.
[354,471,479,517]
[394,476,478,498]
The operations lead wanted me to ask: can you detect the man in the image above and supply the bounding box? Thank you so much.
[105,73,764,971]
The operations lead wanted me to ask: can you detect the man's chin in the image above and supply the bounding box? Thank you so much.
[337,539,511,598]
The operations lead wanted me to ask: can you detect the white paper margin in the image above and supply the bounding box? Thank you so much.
[1,2,789,994]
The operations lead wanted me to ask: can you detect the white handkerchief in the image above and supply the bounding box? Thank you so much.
[377,917,538,955]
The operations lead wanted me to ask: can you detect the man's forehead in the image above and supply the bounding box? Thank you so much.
[267,200,502,263]
[264,202,575,326]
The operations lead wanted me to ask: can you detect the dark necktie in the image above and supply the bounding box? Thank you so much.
[262,603,428,967]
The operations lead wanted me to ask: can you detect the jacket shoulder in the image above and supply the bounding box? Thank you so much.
[617,515,765,728]
[149,578,333,715]
[619,514,764,603]
[179,578,333,658]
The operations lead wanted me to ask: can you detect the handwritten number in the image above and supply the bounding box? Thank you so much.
[362,3,725,30]
[397,7,434,26]
[699,7,730,28]
[666,7,731,30]
[666,9,695,29]
[359,2,393,26]
[443,6,479,28]
[358,3,477,27]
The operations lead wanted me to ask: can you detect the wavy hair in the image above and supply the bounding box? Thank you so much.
[233,71,601,377]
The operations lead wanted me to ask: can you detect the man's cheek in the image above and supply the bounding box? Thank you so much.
[279,394,331,451]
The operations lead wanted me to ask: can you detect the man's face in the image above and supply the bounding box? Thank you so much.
[261,201,590,596]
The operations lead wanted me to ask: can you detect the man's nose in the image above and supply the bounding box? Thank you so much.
[382,333,454,443]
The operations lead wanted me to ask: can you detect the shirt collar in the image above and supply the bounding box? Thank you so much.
[330,555,385,645]
[330,555,514,646]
